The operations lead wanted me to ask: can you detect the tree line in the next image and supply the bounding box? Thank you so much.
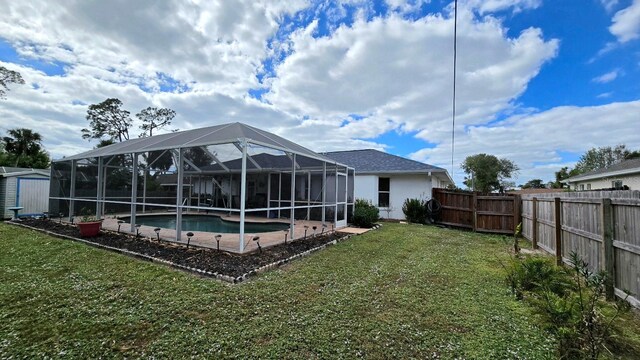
[520,144,640,189]
[460,144,639,193]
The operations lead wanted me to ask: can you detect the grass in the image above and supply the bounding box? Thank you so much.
[1,222,638,358]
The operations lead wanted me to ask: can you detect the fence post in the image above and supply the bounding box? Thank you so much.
[514,195,521,235]
[532,197,538,249]
[601,198,615,300]
[472,192,477,232]
[554,197,562,266]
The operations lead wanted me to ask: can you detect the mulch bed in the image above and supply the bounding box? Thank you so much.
[12,218,349,280]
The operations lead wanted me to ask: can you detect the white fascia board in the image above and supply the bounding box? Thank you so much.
[564,167,640,183]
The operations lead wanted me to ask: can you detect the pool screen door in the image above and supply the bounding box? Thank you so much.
[336,172,347,228]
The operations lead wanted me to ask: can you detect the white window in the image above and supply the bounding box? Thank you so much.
[378,177,390,207]
[579,184,585,191]
[586,184,591,190]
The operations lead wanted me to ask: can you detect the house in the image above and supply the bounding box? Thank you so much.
[0,167,50,219]
[324,149,453,219]
[563,158,640,191]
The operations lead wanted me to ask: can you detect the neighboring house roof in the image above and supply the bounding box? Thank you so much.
[564,158,640,183]
[58,122,339,164]
[508,188,566,195]
[0,167,50,178]
[155,174,193,186]
[198,153,326,172]
[323,149,453,183]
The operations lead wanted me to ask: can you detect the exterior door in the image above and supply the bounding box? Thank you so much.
[17,177,50,217]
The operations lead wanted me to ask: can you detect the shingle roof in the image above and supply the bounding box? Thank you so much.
[565,158,640,182]
[199,153,324,172]
[323,149,446,174]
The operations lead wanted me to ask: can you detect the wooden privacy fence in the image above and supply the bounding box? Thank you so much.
[432,188,520,234]
[521,190,640,307]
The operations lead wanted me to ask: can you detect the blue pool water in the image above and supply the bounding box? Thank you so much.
[121,215,290,233]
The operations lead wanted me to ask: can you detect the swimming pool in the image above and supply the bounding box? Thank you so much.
[121,215,290,233]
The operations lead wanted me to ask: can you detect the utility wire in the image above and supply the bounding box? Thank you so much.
[451,0,458,181]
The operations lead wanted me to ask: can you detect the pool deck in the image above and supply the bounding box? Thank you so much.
[98,212,339,254]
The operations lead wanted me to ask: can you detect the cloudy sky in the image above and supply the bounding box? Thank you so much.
[1,0,639,186]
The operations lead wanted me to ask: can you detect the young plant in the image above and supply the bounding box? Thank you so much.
[79,207,96,223]
[503,255,569,300]
[514,222,522,257]
[506,251,631,359]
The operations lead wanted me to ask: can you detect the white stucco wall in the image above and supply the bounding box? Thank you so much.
[570,173,640,191]
[353,173,434,220]
[354,175,377,204]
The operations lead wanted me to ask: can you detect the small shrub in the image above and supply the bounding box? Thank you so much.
[402,198,427,224]
[351,199,379,228]
[504,255,569,300]
[506,251,631,359]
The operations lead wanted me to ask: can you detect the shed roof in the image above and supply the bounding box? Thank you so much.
[564,158,640,183]
[0,167,50,178]
[58,122,336,163]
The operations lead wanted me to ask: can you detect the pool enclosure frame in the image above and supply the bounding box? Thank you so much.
[49,122,354,252]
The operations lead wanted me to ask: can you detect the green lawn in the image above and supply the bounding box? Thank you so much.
[0,222,636,358]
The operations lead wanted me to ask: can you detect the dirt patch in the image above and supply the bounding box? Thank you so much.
[15,218,345,278]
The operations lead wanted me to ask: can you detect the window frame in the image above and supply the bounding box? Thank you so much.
[378,177,390,208]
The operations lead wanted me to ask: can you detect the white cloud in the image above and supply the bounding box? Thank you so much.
[265,10,557,142]
[410,101,640,184]
[592,69,620,83]
[597,92,613,98]
[463,0,542,14]
[0,0,310,158]
[610,0,640,42]
[0,0,308,95]
[600,0,619,12]
[385,0,430,14]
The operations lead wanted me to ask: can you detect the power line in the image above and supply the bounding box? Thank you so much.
[451,0,458,181]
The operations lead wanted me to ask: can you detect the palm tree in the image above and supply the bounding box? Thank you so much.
[1,128,49,168]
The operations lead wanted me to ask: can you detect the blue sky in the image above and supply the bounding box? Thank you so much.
[0,0,639,186]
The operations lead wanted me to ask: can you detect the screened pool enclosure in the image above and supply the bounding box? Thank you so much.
[49,122,354,253]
